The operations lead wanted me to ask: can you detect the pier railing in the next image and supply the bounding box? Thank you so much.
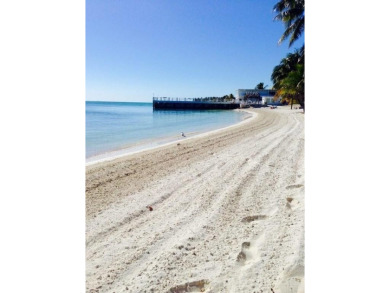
[153,97,238,103]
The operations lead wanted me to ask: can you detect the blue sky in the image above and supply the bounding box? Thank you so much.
[86,0,304,102]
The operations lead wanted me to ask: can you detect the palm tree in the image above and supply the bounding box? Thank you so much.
[275,63,304,111]
[255,82,268,90]
[271,46,303,89]
[274,0,305,47]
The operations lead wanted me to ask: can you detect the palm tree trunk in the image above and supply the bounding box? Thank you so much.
[296,94,304,113]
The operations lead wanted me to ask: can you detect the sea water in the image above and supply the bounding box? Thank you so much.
[86,101,249,160]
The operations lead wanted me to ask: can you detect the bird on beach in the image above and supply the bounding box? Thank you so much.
[181,132,186,137]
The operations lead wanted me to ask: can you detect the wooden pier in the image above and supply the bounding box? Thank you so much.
[153,97,240,110]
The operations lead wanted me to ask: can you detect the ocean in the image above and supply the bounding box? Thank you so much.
[86,101,250,161]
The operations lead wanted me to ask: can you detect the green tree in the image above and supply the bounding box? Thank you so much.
[274,0,305,47]
[255,82,268,90]
[271,46,303,89]
[275,63,304,111]
[271,0,304,111]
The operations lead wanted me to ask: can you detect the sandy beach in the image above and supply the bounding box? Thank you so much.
[86,106,305,293]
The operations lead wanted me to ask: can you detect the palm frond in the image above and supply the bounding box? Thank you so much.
[274,0,305,47]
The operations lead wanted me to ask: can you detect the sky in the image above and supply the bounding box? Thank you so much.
[86,0,304,102]
[3,2,390,292]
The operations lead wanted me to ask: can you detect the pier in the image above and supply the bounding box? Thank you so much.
[153,97,240,110]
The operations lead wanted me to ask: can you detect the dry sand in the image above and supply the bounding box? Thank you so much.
[86,106,305,293]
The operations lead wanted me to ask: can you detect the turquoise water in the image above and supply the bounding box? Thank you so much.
[86,101,249,159]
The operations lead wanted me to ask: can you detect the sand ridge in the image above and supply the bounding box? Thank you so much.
[86,106,305,293]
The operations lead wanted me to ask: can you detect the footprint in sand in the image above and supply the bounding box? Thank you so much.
[241,215,267,223]
[285,184,304,190]
[169,279,209,293]
[285,197,300,210]
[241,208,278,224]
[286,197,293,209]
[236,242,251,263]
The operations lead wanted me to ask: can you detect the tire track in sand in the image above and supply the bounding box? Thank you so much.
[86,111,279,219]
[86,108,304,293]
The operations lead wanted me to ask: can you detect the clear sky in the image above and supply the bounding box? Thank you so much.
[86,0,304,102]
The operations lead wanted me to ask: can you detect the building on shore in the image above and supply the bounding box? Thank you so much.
[236,89,281,106]
[152,89,282,110]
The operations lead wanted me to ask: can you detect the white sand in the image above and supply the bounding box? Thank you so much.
[86,106,305,293]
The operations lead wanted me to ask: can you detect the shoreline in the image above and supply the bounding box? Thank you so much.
[86,109,256,166]
[86,106,304,292]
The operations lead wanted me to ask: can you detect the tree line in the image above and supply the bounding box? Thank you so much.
[194,93,236,102]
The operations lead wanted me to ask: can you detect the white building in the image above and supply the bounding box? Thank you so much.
[236,89,281,106]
